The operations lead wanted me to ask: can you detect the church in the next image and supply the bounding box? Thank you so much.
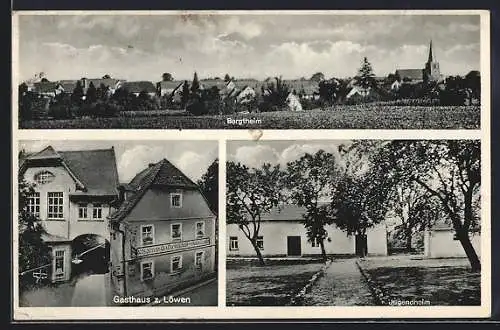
[394,40,442,84]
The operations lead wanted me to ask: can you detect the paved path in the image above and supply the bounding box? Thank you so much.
[70,273,107,306]
[302,259,375,306]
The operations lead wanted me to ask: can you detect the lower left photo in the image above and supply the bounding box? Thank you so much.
[16,139,219,307]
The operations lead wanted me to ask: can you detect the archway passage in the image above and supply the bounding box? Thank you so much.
[71,234,110,278]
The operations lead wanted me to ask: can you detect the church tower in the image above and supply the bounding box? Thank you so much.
[424,40,441,83]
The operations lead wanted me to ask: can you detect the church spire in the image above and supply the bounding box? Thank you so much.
[427,40,435,63]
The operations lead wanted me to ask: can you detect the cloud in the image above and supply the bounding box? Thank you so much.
[231,145,279,168]
[118,145,166,183]
[173,151,215,182]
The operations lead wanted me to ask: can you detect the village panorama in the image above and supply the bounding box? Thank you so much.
[16,13,481,129]
[226,140,482,306]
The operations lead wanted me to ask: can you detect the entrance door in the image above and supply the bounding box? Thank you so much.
[355,234,368,257]
[287,236,301,256]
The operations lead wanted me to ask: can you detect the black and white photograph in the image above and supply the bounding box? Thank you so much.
[17,140,219,307]
[15,11,483,130]
[226,139,482,306]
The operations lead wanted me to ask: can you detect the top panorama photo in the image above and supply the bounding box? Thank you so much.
[15,12,483,129]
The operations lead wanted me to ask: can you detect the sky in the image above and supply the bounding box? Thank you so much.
[19,140,218,183]
[16,13,481,82]
[227,140,351,169]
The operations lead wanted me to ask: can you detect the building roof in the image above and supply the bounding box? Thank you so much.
[395,69,424,81]
[253,204,329,221]
[57,80,77,92]
[157,80,184,91]
[21,146,119,196]
[33,82,59,93]
[200,79,228,90]
[283,80,319,95]
[121,81,157,93]
[109,159,199,222]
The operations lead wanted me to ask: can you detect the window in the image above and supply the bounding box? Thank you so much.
[170,193,182,208]
[54,250,65,279]
[92,204,103,220]
[47,192,64,219]
[195,251,204,269]
[229,237,239,251]
[171,223,182,242]
[141,225,154,246]
[34,171,55,185]
[171,255,182,272]
[140,261,154,281]
[27,192,40,217]
[311,238,319,247]
[256,236,264,250]
[78,203,88,219]
[196,221,205,239]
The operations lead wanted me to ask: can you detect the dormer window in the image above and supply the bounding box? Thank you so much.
[34,171,55,185]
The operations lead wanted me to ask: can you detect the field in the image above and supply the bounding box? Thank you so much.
[226,259,324,306]
[20,105,480,129]
[358,257,480,306]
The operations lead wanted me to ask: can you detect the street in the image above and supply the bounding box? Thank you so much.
[154,279,218,306]
[70,273,108,306]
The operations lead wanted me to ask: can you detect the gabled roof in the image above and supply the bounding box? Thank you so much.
[200,79,228,90]
[246,204,329,222]
[58,80,77,92]
[109,159,199,223]
[283,80,319,95]
[33,82,60,93]
[21,146,119,196]
[395,69,424,81]
[157,80,184,91]
[121,81,157,93]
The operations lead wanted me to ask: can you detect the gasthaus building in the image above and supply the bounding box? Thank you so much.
[227,205,388,257]
[108,159,217,299]
[19,146,119,283]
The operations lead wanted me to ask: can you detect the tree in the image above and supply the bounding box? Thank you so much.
[162,73,174,81]
[226,162,284,265]
[318,79,339,104]
[224,74,231,82]
[191,72,200,96]
[286,150,340,262]
[181,81,190,107]
[259,76,289,112]
[18,178,51,287]
[40,78,49,82]
[465,70,480,102]
[102,74,111,79]
[377,140,481,271]
[71,80,84,105]
[310,72,325,82]
[354,57,376,89]
[197,158,219,215]
[86,81,97,103]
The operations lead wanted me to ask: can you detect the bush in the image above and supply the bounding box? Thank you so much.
[48,103,72,119]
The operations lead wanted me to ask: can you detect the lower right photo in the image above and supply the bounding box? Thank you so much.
[225,139,482,307]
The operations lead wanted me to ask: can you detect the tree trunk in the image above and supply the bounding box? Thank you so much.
[405,228,413,254]
[456,230,481,272]
[251,240,265,266]
[319,239,327,262]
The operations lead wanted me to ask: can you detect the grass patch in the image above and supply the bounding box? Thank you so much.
[359,258,480,306]
[20,105,479,129]
[226,259,324,306]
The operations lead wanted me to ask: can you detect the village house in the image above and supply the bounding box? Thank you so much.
[120,81,157,97]
[286,92,303,111]
[226,205,387,258]
[283,79,320,100]
[424,222,481,258]
[19,146,119,283]
[156,80,184,98]
[108,159,217,299]
[32,82,65,98]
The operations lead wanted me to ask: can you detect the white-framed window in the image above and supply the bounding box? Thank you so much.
[195,251,204,269]
[141,225,154,246]
[171,255,182,272]
[92,203,103,220]
[27,192,40,217]
[140,260,154,281]
[171,223,182,242]
[229,236,239,251]
[54,249,65,279]
[256,236,264,250]
[47,192,64,219]
[78,203,88,219]
[195,221,205,239]
[170,193,182,208]
[34,171,55,185]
